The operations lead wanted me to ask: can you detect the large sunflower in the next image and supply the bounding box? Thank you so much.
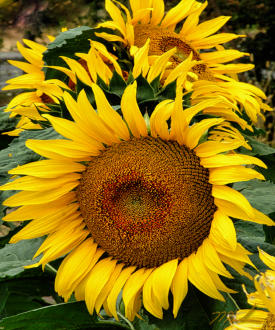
[226,249,275,330]
[97,0,272,123]
[1,81,274,321]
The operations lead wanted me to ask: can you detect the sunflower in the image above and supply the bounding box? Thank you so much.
[226,249,275,330]
[97,0,272,123]
[2,39,68,135]
[97,0,251,78]
[1,81,274,321]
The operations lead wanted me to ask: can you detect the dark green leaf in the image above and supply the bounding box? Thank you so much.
[257,154,275,184]
[0,285,9,315]
[0,108,18,132]
[233,180,275,215]
[0,302,129,330]
[0,238,44,278]
[263,212,275,244]
[0,128,61,177]
[108,71,127,97]
[136,75,155,105]
[239,136,275,156]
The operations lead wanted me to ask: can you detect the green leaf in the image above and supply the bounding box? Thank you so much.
[0,108,18,132]
[43,27,93,68]
[239,136,275,156]
[257,154,275,184]
[0,238,44,278]
[0,128,62,181]
[108,71,127,97]
[233,180,275,214]
[0,285,9,315]
[0,302,129,330]
[263,213,275,244]
[136,75,155,105]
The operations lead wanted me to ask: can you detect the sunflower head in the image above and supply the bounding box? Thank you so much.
[1,77,274,321]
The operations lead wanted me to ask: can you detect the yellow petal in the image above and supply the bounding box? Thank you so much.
[200,153,267,168]
[77,90,121,144]
[200,238,233,278]
[161,0,197,28]
[43,114,103,151]
[151,259,178,310]
[2,192,76,221]
[215,198,275,226]
[209,166,265,185]
[186,16,231,41]
[191,33,243,49]
[3,182,78,206]
[123,268,153,320]
[212,185,254,218]
[259,249,275,271]
[184,118,224,149]
[9,160,86,178]
[150,100,174,140]
[121,82,147,138]
[209,210,237,251]
[95,263,124,314]
[55,238,96,299]
[26,139,95,160]
[10,204,80,243]
[195,140,244,158]
[85,258,117,315]
[107,266,136,320]
[171,258,188,317]
[1,173,80,191]
[150,0,165,25]
[187,252,224,301]
[60,56,93,86]
[200,50,249,64]
[91,83,130,140]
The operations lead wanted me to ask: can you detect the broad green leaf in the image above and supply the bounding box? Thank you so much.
[0,238,44,278]
[0,108,18,132]
[239,136,275,156]
[264,212,275,244]
[233,180,275,215]
[0,302,129,330]
[0,285,9,315]
[108,71,127,98]
[0,127,62,181]
[257,154,275,184]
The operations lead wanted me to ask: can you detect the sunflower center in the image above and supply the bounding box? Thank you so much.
[77,137,216,268]
[262,313,275,330]
[134,24,213,80]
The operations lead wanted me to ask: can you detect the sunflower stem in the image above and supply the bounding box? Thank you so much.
[226,293,240,310]
[45,263,57,275]
[117,311,135,330]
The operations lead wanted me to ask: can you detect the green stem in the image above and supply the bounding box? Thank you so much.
[226,293,240,310]
[117,311,135,330]
[45,263,57,275]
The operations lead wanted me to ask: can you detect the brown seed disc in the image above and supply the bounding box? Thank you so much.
[77,137,216,268]
[134,24,214,81]
[262,313,275,330]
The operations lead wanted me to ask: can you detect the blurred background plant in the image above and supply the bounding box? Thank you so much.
[0,0,274,145]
